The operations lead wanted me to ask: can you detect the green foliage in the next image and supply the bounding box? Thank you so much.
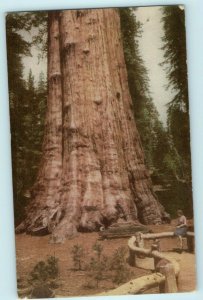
[110,246,131,284]
[87,256,108,288]
[92,242,103,261]
[71,244,85,271]
[7,13,31,224]
[86,243,109,288]
[120,8,170,174]
[27,69,35,92]
[28,256,59,286]
[46,256,59,279]
[6,12,48,225]
[120,8,150,105]
[161,6,188,110]
[81,244,134,289]
[6,14,31,92]
[31,12,48,54]
[38,71,47,93]
[167,105,191,181]
[10,68,47,225]
[6,12,47,92]
[161,6,191,179]
[160,6,192,216]
[120,8,165,174]
[120,7,193,217]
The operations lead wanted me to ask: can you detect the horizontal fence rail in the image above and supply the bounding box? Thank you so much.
[98,230,196,296]
[135,231,195,253]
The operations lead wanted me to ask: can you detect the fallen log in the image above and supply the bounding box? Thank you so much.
[98,223,151,240]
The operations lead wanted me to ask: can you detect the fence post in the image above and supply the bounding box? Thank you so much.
[187,235,194,253]
[128,249,136,266]
[151,239,160,252]
[156,259,178,293]
[135,232,145,258]
[135,232,144,248]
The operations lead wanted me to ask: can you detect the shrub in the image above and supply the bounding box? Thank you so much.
[71,244,85,271]
[87,255,109,288]
[86,243,110,288]
[110,246,131,284]
[28,256,59,286]
[92,242,103,261]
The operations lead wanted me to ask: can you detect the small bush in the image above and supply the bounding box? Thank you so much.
[87,256,108,288]
[71,244,85,271]
[28,256,59,286]
[46,256,59,279]
[86,243,110,288]
[110,246,131,284]
[92,242,103,261]
[30,284,54,299]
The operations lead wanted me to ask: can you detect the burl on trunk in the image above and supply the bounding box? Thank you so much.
[17,9,168,242]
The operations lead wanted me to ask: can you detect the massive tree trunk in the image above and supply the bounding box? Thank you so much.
[17,9,168,242]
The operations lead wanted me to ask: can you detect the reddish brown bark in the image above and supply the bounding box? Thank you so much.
[17,9,168,242]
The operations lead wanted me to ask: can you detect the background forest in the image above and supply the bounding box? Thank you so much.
[6,6,192,226]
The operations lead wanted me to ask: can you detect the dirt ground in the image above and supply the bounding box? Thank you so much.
[15,222,196,297]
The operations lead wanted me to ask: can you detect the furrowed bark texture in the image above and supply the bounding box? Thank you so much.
[18,9,167,242]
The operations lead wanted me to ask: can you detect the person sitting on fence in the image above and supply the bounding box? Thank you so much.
[174,209,187,251]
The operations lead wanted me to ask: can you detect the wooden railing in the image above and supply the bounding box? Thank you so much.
[99,231,195,295]
[134,231,195,253]
[99,237,179,295]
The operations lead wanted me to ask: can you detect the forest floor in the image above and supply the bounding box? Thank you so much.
[15,222,196,298]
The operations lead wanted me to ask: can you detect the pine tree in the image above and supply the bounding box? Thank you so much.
[120,8,171,177]
[160,6,192,215]
[7,13,47,224]
[6,13,32,224]
[161,6,191,181]
[38,72,47,94]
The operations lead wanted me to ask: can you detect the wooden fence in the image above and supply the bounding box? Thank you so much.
[134,231,195,253]
[99,231,195,296]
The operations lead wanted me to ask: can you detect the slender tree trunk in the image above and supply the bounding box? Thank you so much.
[17,13,63,235]
[17,9,168,242]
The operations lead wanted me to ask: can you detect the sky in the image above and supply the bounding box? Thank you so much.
[22,28,47,84]
[22,6,184,126]
[133,6,176,125]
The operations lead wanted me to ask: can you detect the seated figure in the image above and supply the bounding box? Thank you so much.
[174,209,187,252]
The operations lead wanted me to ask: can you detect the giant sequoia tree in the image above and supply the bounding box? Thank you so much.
[17,9,168,242]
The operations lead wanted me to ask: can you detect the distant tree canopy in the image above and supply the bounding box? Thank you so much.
[120,9,160,167]
[161,6,188,111]
[120,7,192,217]
[6,12,47,90]
[120,9,171,177]
[6,14,30,93]
[7,13,47,224]
[161,6,191,184]
[160,6,192,216]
